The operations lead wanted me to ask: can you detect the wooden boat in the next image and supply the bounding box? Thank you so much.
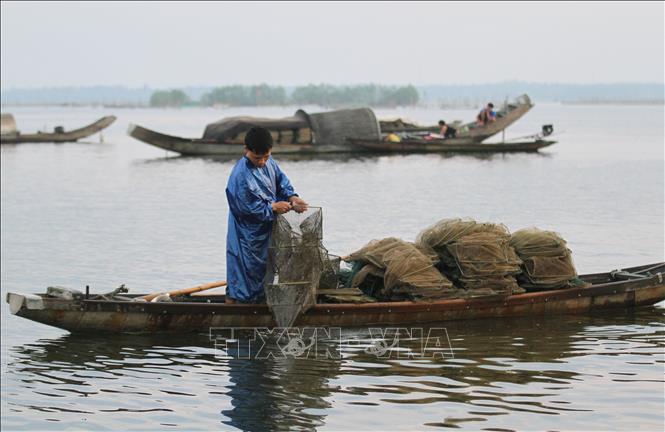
[128,107,381,156]
[130,122,555,156]
[347,138,556,153]
[128,96,539,156]
[6,263,664,334]
[0,114,116,144]
[128,123,345,155]
[379,94,533,143]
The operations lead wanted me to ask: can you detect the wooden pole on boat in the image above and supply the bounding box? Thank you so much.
[141,280,227,301]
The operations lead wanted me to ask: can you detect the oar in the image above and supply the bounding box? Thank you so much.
[140,280,227,302]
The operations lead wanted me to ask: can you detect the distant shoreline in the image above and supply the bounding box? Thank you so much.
[3,82,663,109]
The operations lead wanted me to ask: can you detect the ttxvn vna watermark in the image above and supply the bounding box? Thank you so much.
[210,327,454,360]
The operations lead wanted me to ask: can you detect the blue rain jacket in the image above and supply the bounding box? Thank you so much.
[226,155,296,302]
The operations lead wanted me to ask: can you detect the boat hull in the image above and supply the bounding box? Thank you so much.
[347,138,556,153]
[128,123,355,155]
[1,116,117,144]
[8,264,665,334]
[128,123,554,156]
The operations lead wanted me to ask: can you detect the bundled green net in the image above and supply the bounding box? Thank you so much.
[416,218,508,249]
[509,227,569,257]
[509,228,579,291]
[445,231,524,295]
[416,219,524,296]
[346,237,462,301]
[267,211,587,311]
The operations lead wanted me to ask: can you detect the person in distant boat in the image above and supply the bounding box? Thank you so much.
[438,120,457,139]
[476,103,496,126]
[225,127,308,304]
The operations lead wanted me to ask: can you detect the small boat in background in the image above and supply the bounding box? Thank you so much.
[0,114,116,144]
[379,94,534,142]
[354,120,557,154]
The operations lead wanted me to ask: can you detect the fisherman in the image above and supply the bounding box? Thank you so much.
[225,126,308,304]
[476,103,496,126]
[438,120,457,139]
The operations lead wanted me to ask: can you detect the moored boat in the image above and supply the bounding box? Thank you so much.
[128,108,381,156]
[0,114,117,144]
[379,94,533,142]
[7,263,664,334]
[128,123,334,155]
[128,95,540,156]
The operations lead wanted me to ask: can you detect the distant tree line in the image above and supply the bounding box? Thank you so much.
[291,84,419,107]
[4,83,661,106]
[149,84,419,107]
[201,84,288,106]
[149,89,190,107]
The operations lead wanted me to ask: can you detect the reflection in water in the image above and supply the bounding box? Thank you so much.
[2,308,664,430]
[4,332,340,431]
[138,149,553,166]
[223,355,335,431]
[138,152,380,165]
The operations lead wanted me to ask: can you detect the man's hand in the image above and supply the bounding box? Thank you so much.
[289,196,309,213]
[272,201,292,214]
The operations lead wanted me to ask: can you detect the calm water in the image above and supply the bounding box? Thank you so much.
[1,104,664,430]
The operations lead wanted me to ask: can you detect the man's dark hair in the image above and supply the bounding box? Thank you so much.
[438,120,446,126]
[488,103,494,108]
[245,126,273,154]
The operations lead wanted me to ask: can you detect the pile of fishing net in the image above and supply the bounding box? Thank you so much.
[416,218,524,296]
[266,210,585,317]
[345,237,465,301]
[509,227,580,291]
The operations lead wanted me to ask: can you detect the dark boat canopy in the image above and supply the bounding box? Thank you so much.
[308,108,380,146]
[202,108,381,146]
[203,110,310,141]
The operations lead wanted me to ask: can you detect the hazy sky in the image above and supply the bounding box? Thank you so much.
[1,1,663,89]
